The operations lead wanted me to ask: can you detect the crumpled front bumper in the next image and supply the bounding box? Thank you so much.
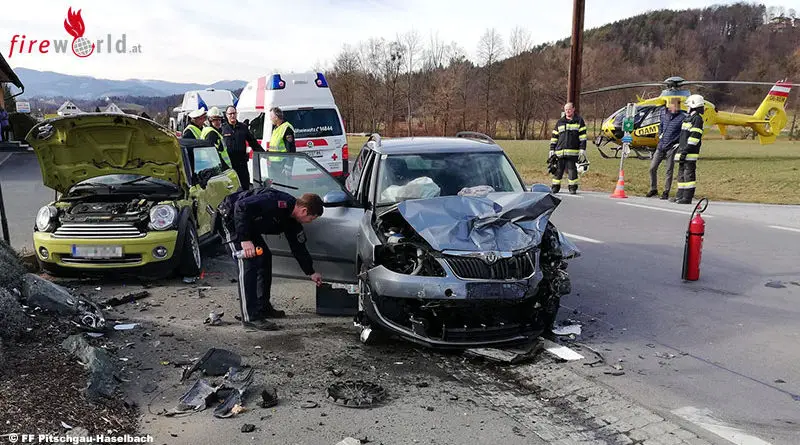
[360,264,552,349]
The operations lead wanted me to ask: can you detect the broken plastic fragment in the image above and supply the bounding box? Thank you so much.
[175,379,217,413]
[204,311,224,326]
[114,323,139,331]
[181,348,242,382]
[552,324,582,336]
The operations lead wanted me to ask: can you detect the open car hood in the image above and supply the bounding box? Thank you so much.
[396,192,580,258]
[26,113,187,194]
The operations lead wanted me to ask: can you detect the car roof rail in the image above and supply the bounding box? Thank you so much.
[366,133,382,148]
[455,131,496,144]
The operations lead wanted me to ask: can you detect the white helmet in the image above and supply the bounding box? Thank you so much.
[686,94,705,109]
[577,159,590,175]
[207,106,223,119]
[188,108,207,119]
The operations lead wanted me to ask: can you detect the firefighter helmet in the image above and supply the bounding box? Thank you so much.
[577,159,590,175]
[686,94,705,109]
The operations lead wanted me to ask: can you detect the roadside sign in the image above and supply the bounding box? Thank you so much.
[622,103,636,133]
[621,134,633,144]
[15,101,31,113]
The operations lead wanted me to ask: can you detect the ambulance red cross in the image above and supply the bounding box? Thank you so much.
[236,72,348,181]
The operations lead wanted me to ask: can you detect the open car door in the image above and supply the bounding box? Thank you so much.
[251,152,363,283]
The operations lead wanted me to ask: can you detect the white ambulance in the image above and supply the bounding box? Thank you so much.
[236,72,348,180]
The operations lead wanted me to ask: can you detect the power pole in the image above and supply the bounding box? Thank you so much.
[567,0,585,114]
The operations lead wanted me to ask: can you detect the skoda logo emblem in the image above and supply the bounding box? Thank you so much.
[307,141,314,148]
[484,252,498,265]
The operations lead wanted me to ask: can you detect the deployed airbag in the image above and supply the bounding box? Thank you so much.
[396,192,564,252]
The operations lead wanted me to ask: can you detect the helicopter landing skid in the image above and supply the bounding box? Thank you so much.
[595,141,653,160]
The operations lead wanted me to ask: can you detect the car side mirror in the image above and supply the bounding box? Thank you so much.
[322,190,350,207]
[530,183,551,193]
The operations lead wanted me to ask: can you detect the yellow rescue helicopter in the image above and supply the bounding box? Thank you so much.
[582,76,798,159]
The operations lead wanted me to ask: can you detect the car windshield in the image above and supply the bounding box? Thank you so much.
[69,174,179,193]
[376,152,524,205]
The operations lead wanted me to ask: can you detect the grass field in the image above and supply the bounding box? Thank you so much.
[346,136,800,205]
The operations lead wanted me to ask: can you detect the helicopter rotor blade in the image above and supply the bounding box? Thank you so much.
[684,80,800,87]
[581,82,665,95]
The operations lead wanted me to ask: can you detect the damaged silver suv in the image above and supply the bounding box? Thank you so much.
[250,132,580,348]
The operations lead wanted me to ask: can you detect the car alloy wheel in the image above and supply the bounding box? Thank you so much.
[189,229,201,269]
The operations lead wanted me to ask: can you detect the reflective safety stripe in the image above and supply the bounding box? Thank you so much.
[566,123,581,130]
[579,135,587,141]
[690,127,703,134]
[552,179,562,184]
[557,125,566,132]
[550,138,558,143]
[184,125,202,138]
[677,181,697,189]
[578,126,587,132]
[674,153,700,161]
[568,178,580,185]
[687,137,700,145]
[560,149,580,156]
[682,122,692,129]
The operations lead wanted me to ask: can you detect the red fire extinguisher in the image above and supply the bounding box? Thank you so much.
[682,198,708,281]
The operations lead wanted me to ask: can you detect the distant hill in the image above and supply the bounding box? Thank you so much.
[13,68,247,99]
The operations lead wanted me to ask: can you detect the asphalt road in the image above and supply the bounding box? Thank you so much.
[549,191,800,445]
[3,152,799,444]
[0,152,53,251]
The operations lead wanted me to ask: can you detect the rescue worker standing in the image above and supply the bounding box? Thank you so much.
[182,108,206,139]
[201,107,231,170]
[549,102,588,194]
[268,107,296,181]
[218,189,324,331]
[647,97,686,199]
[674,94,705,204]
[222,106,264,189]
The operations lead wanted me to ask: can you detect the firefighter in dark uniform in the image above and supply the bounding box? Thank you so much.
[222,105,265,190]
[549,102,588,194]
[218,189,324,331]
[674,94,705,204]
[182,108,206,139]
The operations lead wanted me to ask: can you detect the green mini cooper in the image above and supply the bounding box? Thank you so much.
[27,113,240,277]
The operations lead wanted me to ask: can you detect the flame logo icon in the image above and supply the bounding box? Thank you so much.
[64,7,94,58]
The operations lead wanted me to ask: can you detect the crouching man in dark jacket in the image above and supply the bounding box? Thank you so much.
[218,189,324,331]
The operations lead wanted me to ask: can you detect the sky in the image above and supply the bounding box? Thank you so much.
[2,0,798,85]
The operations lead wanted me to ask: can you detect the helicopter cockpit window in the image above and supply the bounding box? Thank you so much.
[641,106,665,127]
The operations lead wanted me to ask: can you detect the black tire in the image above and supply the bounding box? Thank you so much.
[177,222,202,277]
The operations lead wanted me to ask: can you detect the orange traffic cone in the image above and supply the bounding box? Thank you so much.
[610,169,628,199]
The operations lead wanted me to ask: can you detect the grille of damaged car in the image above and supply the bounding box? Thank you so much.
[444,251,535,280]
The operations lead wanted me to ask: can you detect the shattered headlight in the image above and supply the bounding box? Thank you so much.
[148,204,177,230]
[35,205,57,232]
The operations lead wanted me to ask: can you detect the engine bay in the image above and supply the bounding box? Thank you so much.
[60,198,155,224]
[374,210,445,277]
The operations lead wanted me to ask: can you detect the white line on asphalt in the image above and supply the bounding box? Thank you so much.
[672,407,772,445]
[541,339,584,361]
[618,202,714,217]
[558,193,584,198]
[562,232,604,244]
[768,225,800,233]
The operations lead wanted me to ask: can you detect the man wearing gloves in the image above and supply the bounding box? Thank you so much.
[549,102,588,194]
[674,94,706,204]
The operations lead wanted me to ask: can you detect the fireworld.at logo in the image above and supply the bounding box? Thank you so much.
[7,7,142,58]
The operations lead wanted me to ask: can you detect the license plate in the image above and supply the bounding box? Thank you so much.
[466,282,528,300]
[72,245,123,259]
[306,150,323,158]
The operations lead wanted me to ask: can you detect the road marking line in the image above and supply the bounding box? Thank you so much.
[768,225,800,233]
[562,232,604,244]
[672,406,772,445]
[618,202,714,217]
[558,193,584,198]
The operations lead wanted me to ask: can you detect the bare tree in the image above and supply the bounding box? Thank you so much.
[402,30,422,136]
[476,28,504,136]
[425,31,447,71]
[504,27,535,139]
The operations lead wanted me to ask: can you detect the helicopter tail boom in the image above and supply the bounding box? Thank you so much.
[752,81,792,144]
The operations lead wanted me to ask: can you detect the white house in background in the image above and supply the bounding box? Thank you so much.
[104,102,123,113]
[56,100,83,116]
